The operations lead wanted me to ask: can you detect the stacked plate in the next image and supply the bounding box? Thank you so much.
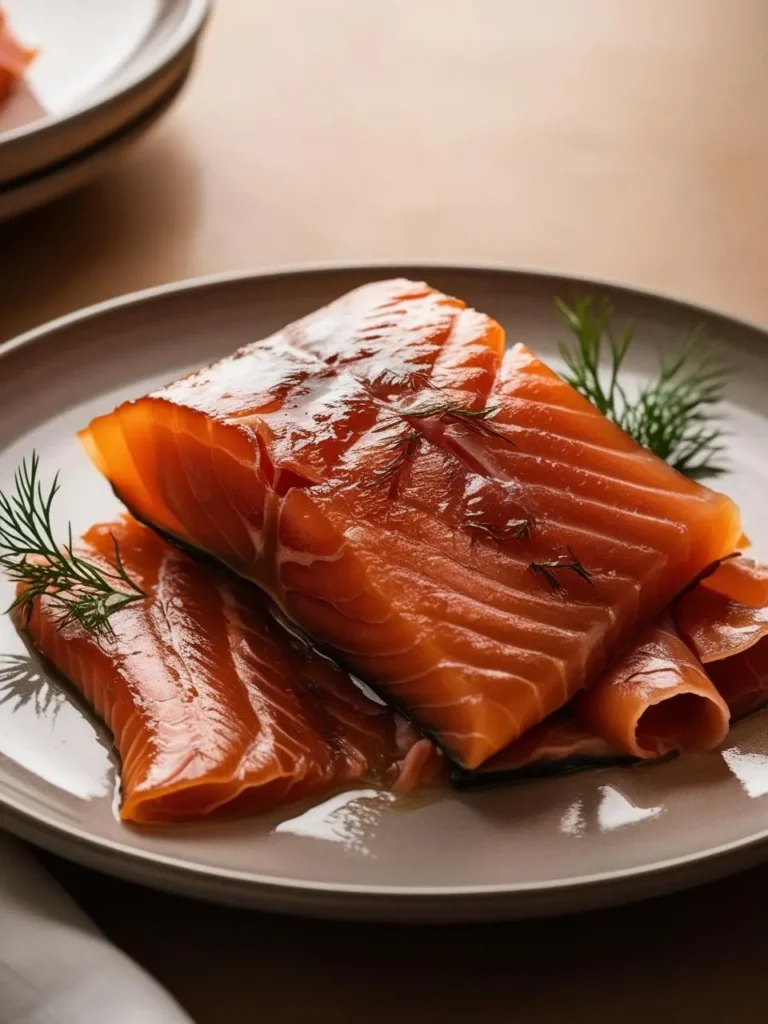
[0,0,209,221]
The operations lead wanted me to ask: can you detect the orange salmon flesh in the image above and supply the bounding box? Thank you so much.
[79,280,744,769]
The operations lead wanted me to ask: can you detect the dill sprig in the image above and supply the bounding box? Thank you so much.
[370,368,440,392]
[371,427,422,498]
[369,397,517,501]
[622,330,729,479]
[529,548,593,592]
[467,518,531,544]
[0,453,145,637]
[556,296,730,479]
[404,401,515,445]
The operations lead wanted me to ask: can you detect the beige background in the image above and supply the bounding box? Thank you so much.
[3,0,768,340]
[3,1,768,1020]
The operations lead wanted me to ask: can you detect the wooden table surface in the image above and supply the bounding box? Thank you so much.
[3,1,768,1021]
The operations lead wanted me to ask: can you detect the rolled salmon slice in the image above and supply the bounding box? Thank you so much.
[676,556,768,718]
[80,280,744,769]
[699,556,768,609]
[458,617,731,783]
[574,616,730,759]
[18,516,431,824]
[676,562,768,664]
[706,644,768,720]
[466,559,768,780]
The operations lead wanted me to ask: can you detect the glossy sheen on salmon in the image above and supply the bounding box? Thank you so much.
[19,517,425,823]
[80,279,744,769]
[698,557,768,609]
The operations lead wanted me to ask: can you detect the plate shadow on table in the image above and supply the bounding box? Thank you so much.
[0,125,202,343]
[43,847,768,1024]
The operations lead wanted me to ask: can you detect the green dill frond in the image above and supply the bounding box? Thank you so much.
[556,297,729,479]
[0,453,145,637]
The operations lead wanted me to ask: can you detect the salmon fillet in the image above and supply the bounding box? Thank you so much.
[19,516,431,823]
[80,279,743,768]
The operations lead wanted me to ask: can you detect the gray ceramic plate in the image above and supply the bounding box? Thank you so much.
[1,265,767,922]
[0,0,208,186]
[0,60,192,223]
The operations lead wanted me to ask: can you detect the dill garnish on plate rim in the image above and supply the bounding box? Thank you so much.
[556,296,730,480]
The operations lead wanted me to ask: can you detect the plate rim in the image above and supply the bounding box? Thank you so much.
[0,57,192,221]
[2,260,768,918]
[0,39,195,194]
[6,259,768,354]
[0,0,209,155]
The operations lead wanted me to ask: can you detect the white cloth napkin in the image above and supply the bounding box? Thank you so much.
[0,833,193,1024]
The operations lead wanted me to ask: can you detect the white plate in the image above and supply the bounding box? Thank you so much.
[0,58,191,222]
[0,0,208,185]
[1,265,768,922]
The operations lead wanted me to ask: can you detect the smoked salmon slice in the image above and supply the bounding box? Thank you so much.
[707,642,768,720]
[697,556,768,609]
[574,616,730,758]
[459,617,731,782]
[676,557,768,719]
[19,516,430,823]
[454,709,628,784]
[80,280,744,769]
[469,561,768,780]
[0,10,35,107]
